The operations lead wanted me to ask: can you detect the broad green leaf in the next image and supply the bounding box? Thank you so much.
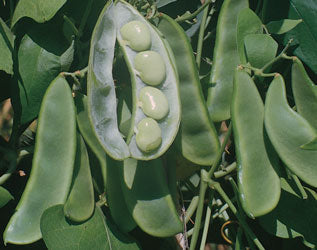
[40,205,140,250]
[263,0,317,73]
[11,0,67,27]
[244,34,278,69]
[236,8,263,64]
[266,19,302,34]
[258,178,317,248]
[0,18,14,74]
[15,33,73,125]
[0,186,13,208]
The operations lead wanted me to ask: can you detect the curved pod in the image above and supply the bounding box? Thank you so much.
[4,76,76,244]
[264,74,317,187]
[291,57,317,130]
[87,0,181,161]
[207,0,248,122]
[158,13,220,166]
[232,69,280,217]
[63,133,95,222]
[121,158,183,237]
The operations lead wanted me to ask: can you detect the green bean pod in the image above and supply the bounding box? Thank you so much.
[264,74,317,187]
[4,76,76,244]
[206,0,248,122]
[157,13,220,166]
[231,69,280,217]
[106,158,137,233]
[236,8,263,64]
[74,93,107,186]
[63,133,95,222]
[88,0,181,161]
[121,158,183,237]
[291,57,317,130]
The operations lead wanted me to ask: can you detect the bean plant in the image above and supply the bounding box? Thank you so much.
[0,0,317,249]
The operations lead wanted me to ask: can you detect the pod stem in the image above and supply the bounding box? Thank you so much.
[175,0,212,23]
[199,191,214,250]
[189,122,232,250]
[196,4,209,69]
[204,175,265,250]
[241,38,293,77]
[213,162,237,178]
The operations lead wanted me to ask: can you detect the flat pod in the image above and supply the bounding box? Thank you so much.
[115,0,181,160]
[264,74,317,187]
[291,57,317,130]
[231,69,280,217]
[63,133,95,222]
[157,13,220,166]
[121,158,183,237]
[4,76,76,244]
[206,0,249,122]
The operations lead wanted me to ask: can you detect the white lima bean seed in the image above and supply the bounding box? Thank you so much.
[134,51,166,86]
[139,86,169,120]
[136,117,162,152]
[120,21,151,51]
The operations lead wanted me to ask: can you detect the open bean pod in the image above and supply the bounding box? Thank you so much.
[231,69,280,217]
[264,74,317,187]
[87,0,180,161]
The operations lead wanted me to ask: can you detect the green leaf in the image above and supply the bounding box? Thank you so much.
[266,19,302,34]
[263,0,317,73]
[244,34,278,69]
[11,0,67,27]
[14,33,73,125]
[258,178,317,248]
[0,18,14,74]
[40,205,140,250]
[0,186,13,208]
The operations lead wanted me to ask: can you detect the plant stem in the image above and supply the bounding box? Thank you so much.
[185,196,199,224]
[175,0,212,23]
[63,15,79,36]
[199,191,214,250]
[196,4,209,69]
[213,162,237,178]
[205,177,265,250]
[189,123,232,250]
[291,173,308,199]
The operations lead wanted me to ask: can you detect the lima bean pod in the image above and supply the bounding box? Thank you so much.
[236,8,263,64]
[106,158,137,233]
[4,76,76,244]
[63,133,95,222]
[157,13,220,166]
[264,74,317,187]
[231,69,280,217]
[88,0,180,161]
[291,57,317,130]
[121,158,183,237]
[206,0,248,122]
[74,93,107,187]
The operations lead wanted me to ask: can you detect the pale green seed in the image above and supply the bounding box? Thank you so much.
[120,21,151,51]
[134,51,166,86]
[136,118,162,152]
[139,86,169,120]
